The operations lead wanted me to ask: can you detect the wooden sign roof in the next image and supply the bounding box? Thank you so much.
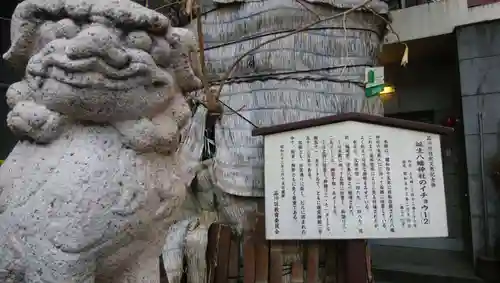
[252,112,454,137]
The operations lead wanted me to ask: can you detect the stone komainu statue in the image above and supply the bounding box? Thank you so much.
[0,0,207,282]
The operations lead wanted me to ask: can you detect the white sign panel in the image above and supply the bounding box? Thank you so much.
[263,121,448,240]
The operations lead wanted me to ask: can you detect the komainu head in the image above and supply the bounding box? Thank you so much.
[4,0,202,124]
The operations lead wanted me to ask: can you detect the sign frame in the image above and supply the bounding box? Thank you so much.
[252,113,453,240]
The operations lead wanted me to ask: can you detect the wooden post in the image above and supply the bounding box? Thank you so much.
[207,223,232,283]
[214,224,232,283]
[345,240,368,283]
[291,259,304,283]
[269,241,283,283]
[254,215,269,283]
[207,225,217,283]
[243,215,257,283]
[324,241,340,283]
[227,239,240,283]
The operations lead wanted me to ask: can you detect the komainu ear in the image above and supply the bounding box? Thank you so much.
[167,27,203,93]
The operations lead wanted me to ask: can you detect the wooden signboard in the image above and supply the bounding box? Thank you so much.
[252,113,453,240]
[468,0,500,7]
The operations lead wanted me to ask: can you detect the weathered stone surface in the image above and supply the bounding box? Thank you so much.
[0,0,205,282]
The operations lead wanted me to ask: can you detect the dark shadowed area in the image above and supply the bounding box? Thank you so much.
[0,0,22,160]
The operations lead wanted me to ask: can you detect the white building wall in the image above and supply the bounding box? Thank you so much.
[386,0,500,44]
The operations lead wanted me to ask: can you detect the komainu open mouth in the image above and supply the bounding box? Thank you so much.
[20,23,177,122]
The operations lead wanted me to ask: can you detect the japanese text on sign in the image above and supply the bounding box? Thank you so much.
[264,121,448,240]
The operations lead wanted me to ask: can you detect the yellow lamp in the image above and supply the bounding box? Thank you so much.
[379,85,396,101]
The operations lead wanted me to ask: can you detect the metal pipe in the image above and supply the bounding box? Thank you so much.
[478,111,492,257]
